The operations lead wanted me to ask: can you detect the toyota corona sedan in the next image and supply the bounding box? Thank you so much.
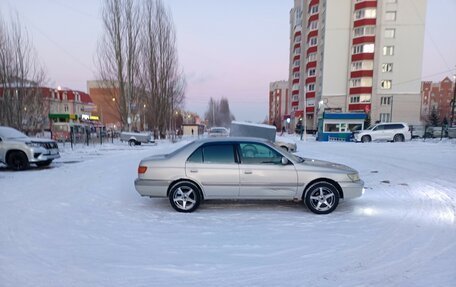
[134,137,364,214]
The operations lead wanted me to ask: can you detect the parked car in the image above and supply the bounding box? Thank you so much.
[134,137,364,214]
[409,125,426,138]
[274,139,297,152]
[353,122,411,143]
[120,131,154,146]
[0,126,60,170]
[208,127,229,137]
[447,127,456,138]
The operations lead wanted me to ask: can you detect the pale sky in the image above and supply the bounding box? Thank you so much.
[0,0,455,122]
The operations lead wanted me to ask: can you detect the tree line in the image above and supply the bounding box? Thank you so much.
[97,0,185,138]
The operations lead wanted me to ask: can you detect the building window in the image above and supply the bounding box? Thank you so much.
[380,113,391,122]
[294,48,301,54]
[294,60,300,66]
[355,8,376,20]
[385,11,397,21]
[308,21,318,30]
[294,72,300,78]
[352,61,362,71]
[64,105,69,112]
[307,53,317,62]
[384,28,395,38]
[308,68,316,77]
[353,26,375,37]
[350,96,360,103]
[292,84,299,90]
[352,44,374,54]
[351,78,361,87]
[381,80,392,89]
[383,46,394,55]
[309,5,319,14]
[381,96,392,105]
[307,83,315,91]
[309,37,318,46]
[294,36,301,43]
[382,63,393,72]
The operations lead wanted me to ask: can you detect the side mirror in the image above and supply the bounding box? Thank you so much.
[281,157,289,165]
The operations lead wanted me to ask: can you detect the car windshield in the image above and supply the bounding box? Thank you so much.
[366,125,376,130]
[0,127,28,139]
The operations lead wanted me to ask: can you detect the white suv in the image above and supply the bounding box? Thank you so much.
[0,126,60,170]
[353,122,411,143]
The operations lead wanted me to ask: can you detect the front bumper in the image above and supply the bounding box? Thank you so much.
[339,180,364,199]
[28,148,60,163]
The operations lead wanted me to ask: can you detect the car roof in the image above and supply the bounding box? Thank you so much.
[193,137,269,144]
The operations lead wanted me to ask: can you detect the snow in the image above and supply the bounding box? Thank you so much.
[1,136,455,286]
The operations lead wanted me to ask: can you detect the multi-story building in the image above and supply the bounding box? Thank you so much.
[421,77,455,124]
[48,88,96,124]
[288,0,427,130]
[87,80,122,130]
[269,80,289,130]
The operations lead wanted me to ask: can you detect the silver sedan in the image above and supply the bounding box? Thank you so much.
[134,137,364,214]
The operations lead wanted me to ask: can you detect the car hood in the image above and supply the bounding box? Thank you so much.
[299,158,356,173]
[30,138,56,143]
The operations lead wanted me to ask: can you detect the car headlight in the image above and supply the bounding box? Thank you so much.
[26,142,42,148]
[348,173,360,181]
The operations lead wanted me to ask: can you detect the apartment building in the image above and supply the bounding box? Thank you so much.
[421,77,455,124]
[288,0,427,130]
[269,80,289,130]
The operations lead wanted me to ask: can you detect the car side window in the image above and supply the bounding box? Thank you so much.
[187,147,203,163]
[374,125,384,131]
[239,143,282,164]
[202,144,235,164]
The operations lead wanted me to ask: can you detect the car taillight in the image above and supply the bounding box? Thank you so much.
[138,166,147,174]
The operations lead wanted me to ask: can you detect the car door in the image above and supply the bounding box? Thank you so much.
[371,124,386,140]
[238,142,298,199]
[185,143,240,199]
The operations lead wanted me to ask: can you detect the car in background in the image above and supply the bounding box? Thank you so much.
[134,137,364,214]
[274,139,297,152]
[208,127,229,137]
[353,122,411,143]
[0,126,60,170]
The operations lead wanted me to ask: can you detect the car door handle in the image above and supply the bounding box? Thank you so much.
[244,170,253,174]
[189,169,198,173]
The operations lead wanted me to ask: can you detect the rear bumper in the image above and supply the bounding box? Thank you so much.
[134,178,168,197]
[339,180,364,199]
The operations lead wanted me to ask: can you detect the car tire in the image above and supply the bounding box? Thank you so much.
[304,181,340,214]
[168,181,201,213]
[393,134,404,142]
[7,151,30,171]
[361,135,371,143]
[36,160,53,167]
[128,139,136,146]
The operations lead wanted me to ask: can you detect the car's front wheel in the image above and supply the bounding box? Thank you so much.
[7,151,30,171]
[168,181,201,213]
[361,135,371,143]
[304,182,340,214]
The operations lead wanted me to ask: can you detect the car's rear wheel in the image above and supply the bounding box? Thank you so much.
[393,134,404,142]
[361,135,371,143]
[36,160,52,167]
[304,182,340,214]
[169,181,201,213]
[7,151,30,171]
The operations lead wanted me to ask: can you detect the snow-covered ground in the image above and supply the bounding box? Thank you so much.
[1,136,455,287]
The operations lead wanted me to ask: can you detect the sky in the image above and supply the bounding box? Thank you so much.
[0,0,455,122]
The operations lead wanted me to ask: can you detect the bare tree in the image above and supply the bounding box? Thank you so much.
[96,0,141,131]
[0,14,47,132]
[97,0,184,136]
[140,0,185,138]
[204,97,235,128]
